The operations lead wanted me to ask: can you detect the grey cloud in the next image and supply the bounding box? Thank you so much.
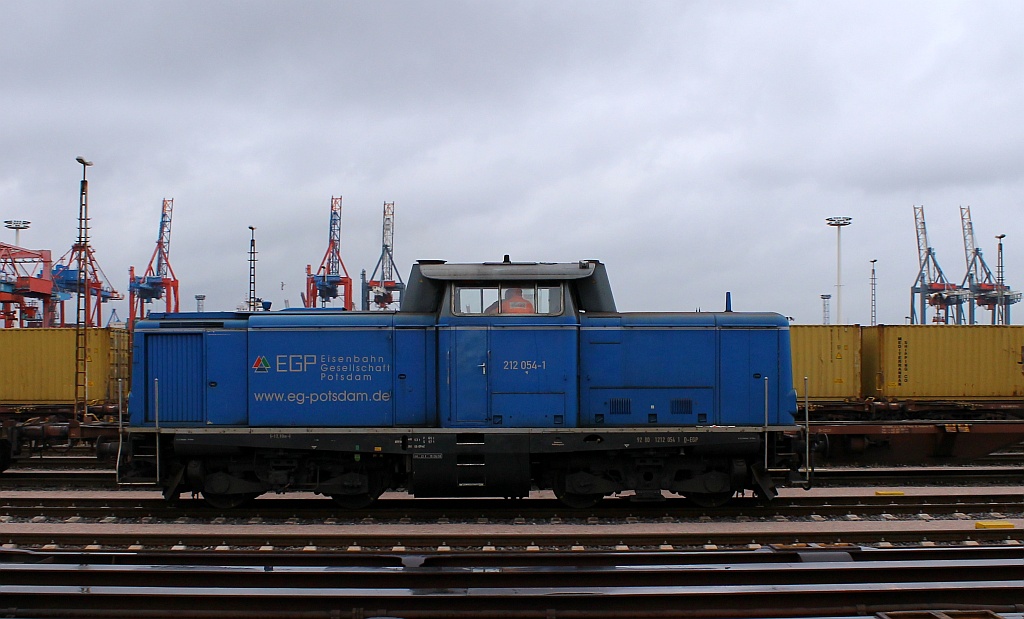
[1,1,1021,325]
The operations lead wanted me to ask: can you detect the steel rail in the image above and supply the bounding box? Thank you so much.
[4,543,1024,565]
[0,470,116,487]
[2,493,1021,522]
[3,465,1024,490]
[0,522,1022,551]
[1,547,1023,618]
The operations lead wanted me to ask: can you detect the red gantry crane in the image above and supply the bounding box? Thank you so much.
[51,243,122,327]
[0,242,56,328]
[128,198,180,330]
[361,201,405,310]
[303,196,353,310]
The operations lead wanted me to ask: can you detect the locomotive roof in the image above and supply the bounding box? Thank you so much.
[402,258,617,313]
[415,259,601,281]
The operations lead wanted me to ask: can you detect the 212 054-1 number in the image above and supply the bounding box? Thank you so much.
[503,360,546,371]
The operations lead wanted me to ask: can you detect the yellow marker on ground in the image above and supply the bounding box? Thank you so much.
[975,521,1015,529]
[875,491,905,496]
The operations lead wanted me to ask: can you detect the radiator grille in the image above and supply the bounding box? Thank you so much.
[671,398,694,415]
[609,398,631,415]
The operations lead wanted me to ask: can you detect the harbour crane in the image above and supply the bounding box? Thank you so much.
[128,198,180,330]
[361,201,405,310]
[303,196,353,310]
[51,246,122,327]
[0,242,56,327]
[960,206,1020,324]
[909,205,964,324]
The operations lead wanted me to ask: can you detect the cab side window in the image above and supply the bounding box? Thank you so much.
[536,286,561,314]
[454,284,562,316]
[456,286,500,314]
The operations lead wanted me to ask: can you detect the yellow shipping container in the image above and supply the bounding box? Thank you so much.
[0,328,130,405]
[789,325,862,401]
[862,325,1024,399]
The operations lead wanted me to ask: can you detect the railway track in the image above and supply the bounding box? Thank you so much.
[1,545,1023,618]
[2,488,1022,616]
[0,492,1022,521]
[0,469,116,488]
[4,464,1024,490]
[7,455,103,468]
[0,490,1021,552]
[2,522,1022,552]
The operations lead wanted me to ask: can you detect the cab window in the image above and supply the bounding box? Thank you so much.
[454,283,562,315]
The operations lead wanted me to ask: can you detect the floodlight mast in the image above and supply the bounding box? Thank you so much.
[4,220,30,247]
[75,157,94,326]
[826,216,851,324]
[75,157,92,424]
[870,259,878,326]
[248,226,258,311]
[996,234,1007,324]
[52,160,122,329]
[992,234,1021,324]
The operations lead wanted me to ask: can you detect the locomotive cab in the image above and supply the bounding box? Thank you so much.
[120,258,801,509]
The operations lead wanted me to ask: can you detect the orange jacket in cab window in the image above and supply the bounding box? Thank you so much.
[501,288,534,313]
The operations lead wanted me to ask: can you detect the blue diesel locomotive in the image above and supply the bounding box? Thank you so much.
[119,259,802,508]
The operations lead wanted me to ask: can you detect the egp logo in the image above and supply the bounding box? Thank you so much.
[252,354,317,373]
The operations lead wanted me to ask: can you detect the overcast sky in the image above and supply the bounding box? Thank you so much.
[2,1,1022,325]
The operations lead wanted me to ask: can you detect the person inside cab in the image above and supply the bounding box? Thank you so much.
[485,287,534,314]
[501,287,534,313]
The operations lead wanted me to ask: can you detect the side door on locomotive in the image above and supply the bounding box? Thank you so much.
[438,272,578,428]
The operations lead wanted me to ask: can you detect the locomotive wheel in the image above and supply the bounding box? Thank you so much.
[554,490,604,509]
[330,492,377,509]
[202,492,257,509]
[0,440,11,473]
[552,471,605,509]
[329,470,390,509]
[685,491,734,508]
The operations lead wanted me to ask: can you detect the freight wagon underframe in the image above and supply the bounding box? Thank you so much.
[808,421,1024,465]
